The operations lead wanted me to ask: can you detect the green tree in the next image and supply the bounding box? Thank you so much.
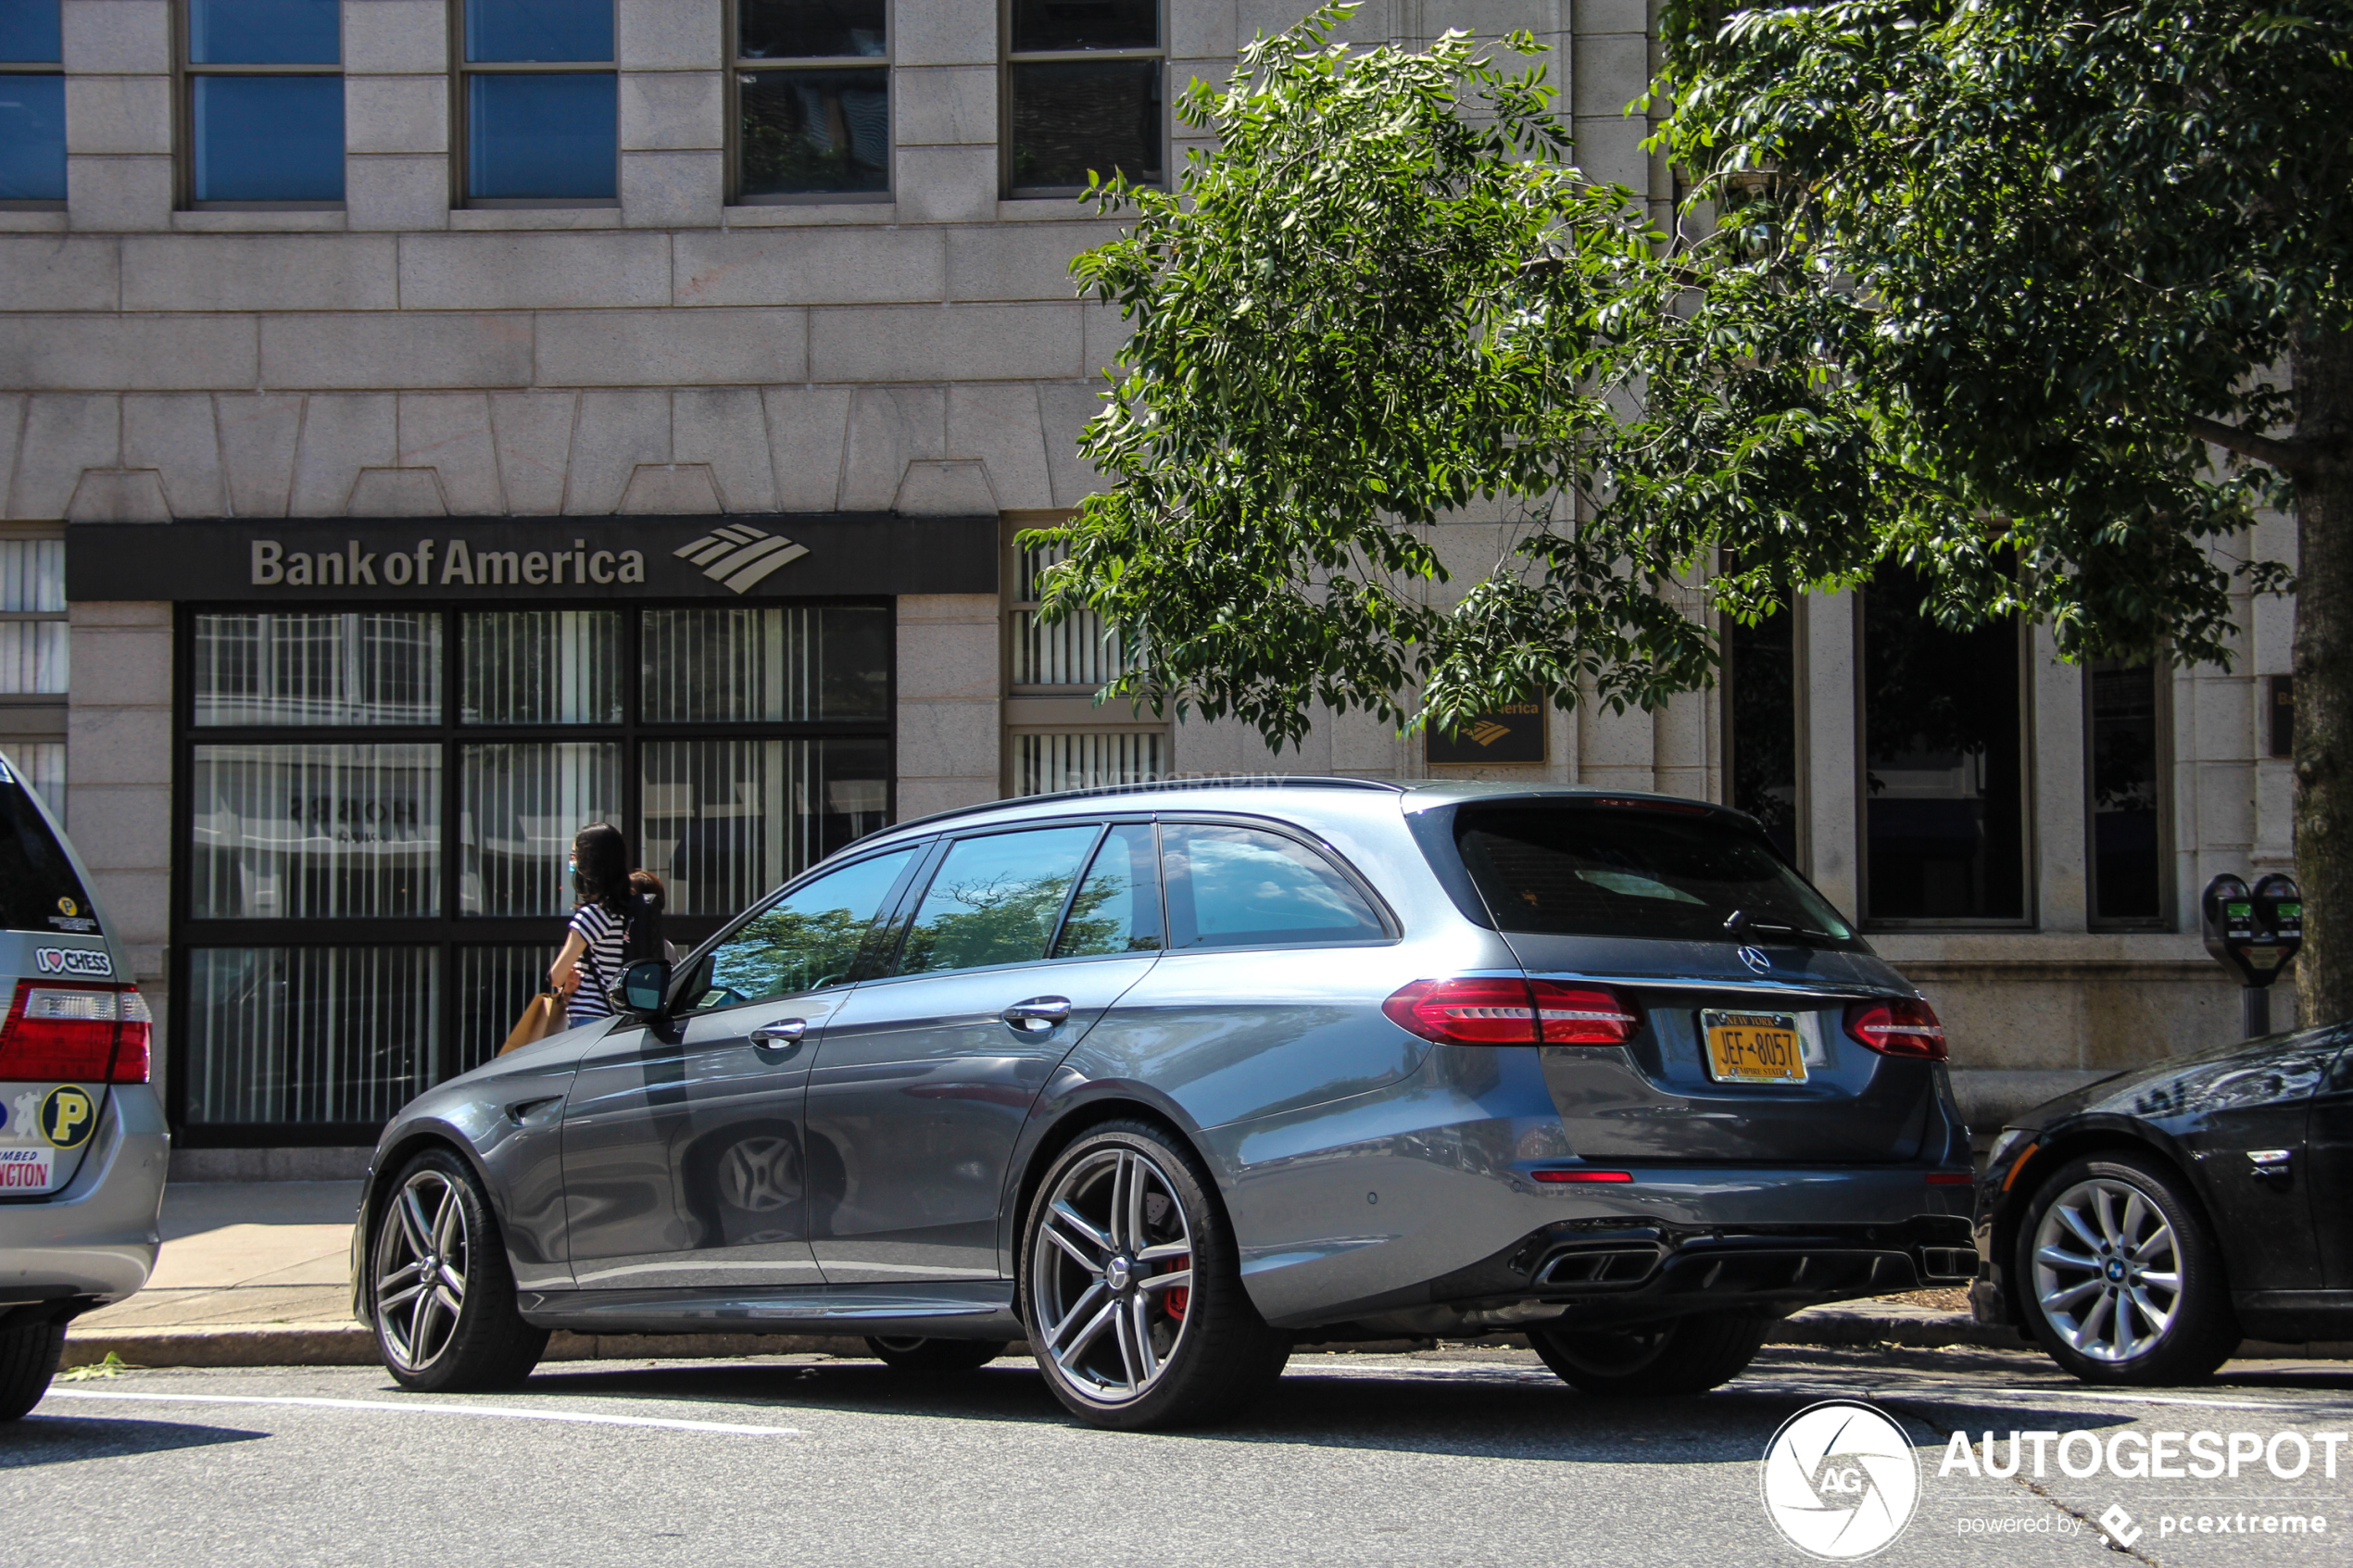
[1032,1,2353,1018]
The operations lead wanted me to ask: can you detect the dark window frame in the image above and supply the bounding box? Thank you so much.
[176,0,346,211]
[1852,586,2037,932]
[1001,0,1166,199]
[726,0,892,205]
[2083,659,2174,933]
[170,595,896,1147]
[448,0,620,209]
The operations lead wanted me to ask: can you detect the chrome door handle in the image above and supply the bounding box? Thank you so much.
[1002,997,1073,1034]
[750,1019,807,1051]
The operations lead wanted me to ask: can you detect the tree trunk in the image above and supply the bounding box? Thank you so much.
[2291,320,2353,1027]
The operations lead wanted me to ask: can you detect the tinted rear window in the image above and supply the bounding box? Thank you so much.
[0,760,96,935]
[1453,805,1856,947]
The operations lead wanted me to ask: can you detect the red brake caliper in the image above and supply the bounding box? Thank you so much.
[1163,1256,1189,1320]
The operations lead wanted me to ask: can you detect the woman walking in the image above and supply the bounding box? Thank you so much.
[549,822,634,1028]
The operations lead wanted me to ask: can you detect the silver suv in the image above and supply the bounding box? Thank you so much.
[358,779,1973,1429]
[0,747,167,1419]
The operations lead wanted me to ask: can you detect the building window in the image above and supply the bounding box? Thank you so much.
[1004,531,1166,795]
[2087,659,2168,928]
[182,0,345,205]
[0,532,64,818]
[1724,601,1798,860]
[1004,0,1163,197]
[734,0,888,200]
[174,600,891,1136]
[0,0,63,205]
[0,535,66,694]
[1858,564,2030,926]
[1016,730,1164,795]
[456,0,616,204]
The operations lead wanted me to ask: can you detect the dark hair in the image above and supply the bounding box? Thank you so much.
[627,869,665,916]
[572,822,630,914]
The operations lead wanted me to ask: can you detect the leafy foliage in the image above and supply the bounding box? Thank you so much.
[1028,0,2351,748]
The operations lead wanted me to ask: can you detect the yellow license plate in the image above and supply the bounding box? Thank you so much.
[1703,1010,1807,1084]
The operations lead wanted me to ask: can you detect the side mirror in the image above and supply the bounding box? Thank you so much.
[619,959,672,1017]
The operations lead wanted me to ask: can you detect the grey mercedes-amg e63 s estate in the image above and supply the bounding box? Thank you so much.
[354,778,1976,1428]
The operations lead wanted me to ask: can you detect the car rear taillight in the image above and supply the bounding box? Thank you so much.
[1383,978,1636,1046]
[0,980,151,1083]
[1843,997,1946,1060]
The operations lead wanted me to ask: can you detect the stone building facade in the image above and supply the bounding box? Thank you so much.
[0,0,2296,1168]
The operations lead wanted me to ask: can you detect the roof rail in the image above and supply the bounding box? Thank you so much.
[878,774,1409,839]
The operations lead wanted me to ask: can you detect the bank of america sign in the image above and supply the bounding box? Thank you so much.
[673,525,812,595]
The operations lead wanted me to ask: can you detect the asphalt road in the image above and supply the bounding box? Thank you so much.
[10,1343,2351,1567]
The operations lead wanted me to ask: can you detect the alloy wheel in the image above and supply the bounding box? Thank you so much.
[2030,1176,2182,1362]
[1028,1146,1195,1405]
[375,1168,472,1373]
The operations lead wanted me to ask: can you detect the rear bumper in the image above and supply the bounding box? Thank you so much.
[1206,1047,1973,1331]
[0,1085,169,1311]
[1333,1211,1978,1336]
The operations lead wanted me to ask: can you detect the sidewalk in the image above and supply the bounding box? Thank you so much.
[60,1182,2343,1370]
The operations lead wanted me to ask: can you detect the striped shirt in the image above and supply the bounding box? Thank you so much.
[566,902,626,1022]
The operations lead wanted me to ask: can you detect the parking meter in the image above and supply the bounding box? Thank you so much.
[2202,872,2302,1036]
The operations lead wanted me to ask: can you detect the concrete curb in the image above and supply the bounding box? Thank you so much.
[62,1318,2347,1372]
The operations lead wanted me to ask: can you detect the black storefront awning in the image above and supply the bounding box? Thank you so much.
[67,513,1000,602]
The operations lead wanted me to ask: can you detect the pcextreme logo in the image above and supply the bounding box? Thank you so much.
[1760,1400,1922,1559]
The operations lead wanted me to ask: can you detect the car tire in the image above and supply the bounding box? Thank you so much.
[1528,1312,1770,1396]
[863,1336,1011,1373]
[0,1317,64,1422]
[1020,1119,1289,1431]
[2016,1150,2238,1385]
[370,1146,549,1393]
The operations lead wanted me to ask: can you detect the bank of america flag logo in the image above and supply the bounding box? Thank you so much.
[674,525,811,594]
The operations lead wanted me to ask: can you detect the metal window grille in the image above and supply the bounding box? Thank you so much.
[1017,731,1165,797]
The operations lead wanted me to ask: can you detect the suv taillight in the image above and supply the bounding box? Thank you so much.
[0,980,151,1083]
[1843,997,1946,1060]
[1383,978,1636,1046]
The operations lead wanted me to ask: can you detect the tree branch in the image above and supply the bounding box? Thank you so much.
[2184,413,2316,473]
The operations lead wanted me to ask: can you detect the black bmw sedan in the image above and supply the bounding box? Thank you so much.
[1974,1022,2353,1383]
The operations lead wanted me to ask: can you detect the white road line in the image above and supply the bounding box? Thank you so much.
[41,1390,801,1436]
[1766,1380,2339,1415]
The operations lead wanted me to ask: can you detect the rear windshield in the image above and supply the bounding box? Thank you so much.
[0,761,96,936]
[1452,805,1856,947]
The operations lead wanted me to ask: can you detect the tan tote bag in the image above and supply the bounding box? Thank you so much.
[499,991,563,1057]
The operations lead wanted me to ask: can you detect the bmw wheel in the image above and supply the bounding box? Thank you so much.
[371,1147,549,1392]
[2018,1151,2237,1385]
[1021,1121,1288,1430]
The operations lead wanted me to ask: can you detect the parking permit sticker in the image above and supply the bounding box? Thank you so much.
[0,1147,53,1189]
[39,1085,94,1149]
